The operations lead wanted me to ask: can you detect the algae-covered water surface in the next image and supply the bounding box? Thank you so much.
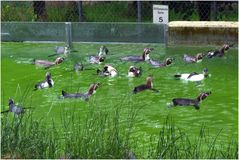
[1,42,238,157]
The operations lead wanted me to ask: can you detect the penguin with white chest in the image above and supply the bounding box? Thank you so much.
[34,72,54,90]
[128,66,142,77]
[174,68,209,82]
[97,64,118,77]
[88,46,109,64]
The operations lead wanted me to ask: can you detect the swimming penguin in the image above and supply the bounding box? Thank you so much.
[121,48,154,62]
[128,66,142,77]
[98,45,109,57]
[74,62,84,72]
[33,57,64,68]
[170,91,211,110]
[61,83,100,101]
[48,45,70,57]
[149,58,173,67]
[1,99,26,115]
[206,44,233,58]
[89,56,105,64]
[174,68,209,82]
[133,75,159,94]
[88,46,109,64]
[97,64,117,77]
[183,53,204,63]
[34,72,54,90]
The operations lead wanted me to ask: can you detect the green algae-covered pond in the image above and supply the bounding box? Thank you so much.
[1,42,238,157]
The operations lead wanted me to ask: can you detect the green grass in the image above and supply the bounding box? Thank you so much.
[83,2,136,22]
[169,9,200,21]
[217,10,238,21]
[1,99,138,159]
[1,102,238,159]
[1,2,36,21]
[1,1,238,22]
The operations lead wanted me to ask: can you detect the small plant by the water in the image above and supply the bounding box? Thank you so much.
[1,104,237,159]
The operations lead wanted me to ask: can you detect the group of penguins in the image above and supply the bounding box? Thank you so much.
[2,43,233,115]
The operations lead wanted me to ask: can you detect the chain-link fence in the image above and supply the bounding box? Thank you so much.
[2,22,166,43]
[1,1,238,22]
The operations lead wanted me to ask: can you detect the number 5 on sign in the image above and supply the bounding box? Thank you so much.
[153,5,168,24]
[158,17,163,22]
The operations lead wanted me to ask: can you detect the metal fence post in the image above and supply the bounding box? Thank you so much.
[137,0,142,22]
[65,22,73,48]
[76,1,83,22]
[210,1,217,21]
[136,1,142,42]
[164,24,168,47]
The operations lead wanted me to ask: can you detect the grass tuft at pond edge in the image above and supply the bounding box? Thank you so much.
[1,104,238,159]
